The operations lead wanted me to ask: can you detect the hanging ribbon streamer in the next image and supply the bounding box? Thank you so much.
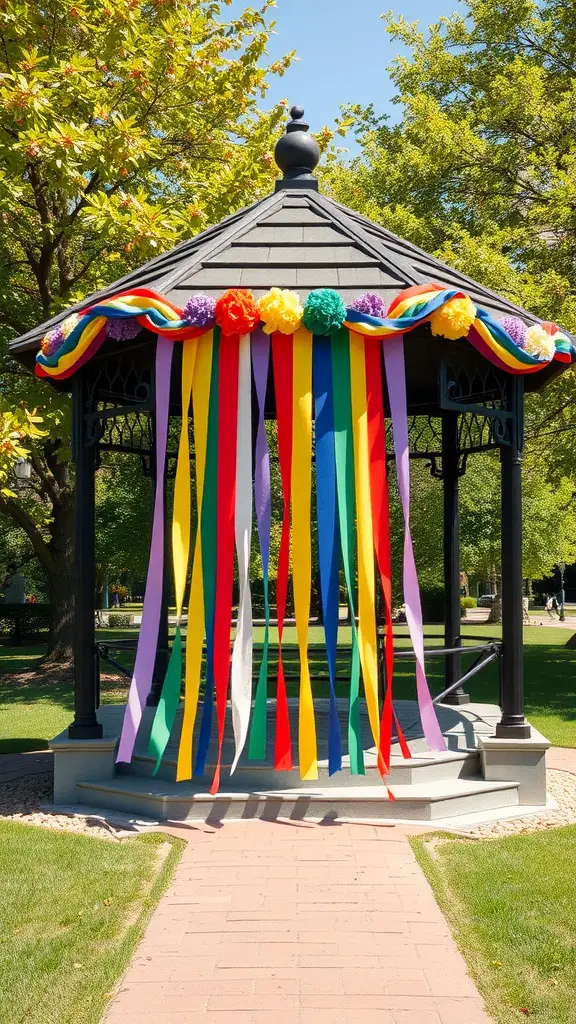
[271,332,293,771]
[176,331,214,781]
[313,336,342,775]
[194,330,221,776]
[383,336,446,752]
[248,330,272,760]
[331,328,364,775]
[211,334,240,794]
[292,327,317,781]
[230,334,254,773]
[148,338,197,773]
[117,337,173,764]
[364,338,411,768]
[349,331,382,772]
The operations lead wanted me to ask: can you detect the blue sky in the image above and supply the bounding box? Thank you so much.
[229,0,463,140]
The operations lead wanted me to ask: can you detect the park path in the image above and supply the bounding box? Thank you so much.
[104,819,490,1024]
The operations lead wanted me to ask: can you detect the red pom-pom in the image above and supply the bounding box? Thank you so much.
[215,289,260,336]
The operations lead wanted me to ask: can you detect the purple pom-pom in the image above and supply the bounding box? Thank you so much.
[183,294,216,328]
[349,292,389,319]
[46,325,65,355]
[500,315,527,349]
[106,317,142,341]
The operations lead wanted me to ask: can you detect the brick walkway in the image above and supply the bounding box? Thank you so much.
[105,820,490,1024]
[548,747,576,774]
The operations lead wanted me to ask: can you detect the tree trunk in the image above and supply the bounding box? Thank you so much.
[488,572,502,624]
[44,486,75,664]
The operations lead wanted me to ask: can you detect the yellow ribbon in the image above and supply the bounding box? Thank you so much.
[176,330,213,781]
[172,340,196,617]
[291,327,317,780]
[349,330,380,754]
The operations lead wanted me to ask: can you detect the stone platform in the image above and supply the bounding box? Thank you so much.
[48,698,551,826]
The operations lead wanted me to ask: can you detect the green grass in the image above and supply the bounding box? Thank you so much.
[0,822,183,1024]
[1,623,575,753]
[412,826,576,1024]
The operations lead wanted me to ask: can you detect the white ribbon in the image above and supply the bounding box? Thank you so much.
[230,334,253,772]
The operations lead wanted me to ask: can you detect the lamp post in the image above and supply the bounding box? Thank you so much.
[559,562,566,622]
[14,457,31,486]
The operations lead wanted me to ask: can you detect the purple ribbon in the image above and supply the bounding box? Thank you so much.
[252,330,271,568]
[117,337,173,762]
[383,336,446,751]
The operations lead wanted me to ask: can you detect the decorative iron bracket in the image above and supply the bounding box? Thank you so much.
[439,361,513,447]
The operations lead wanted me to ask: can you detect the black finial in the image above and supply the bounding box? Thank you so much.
[274,104,320,191]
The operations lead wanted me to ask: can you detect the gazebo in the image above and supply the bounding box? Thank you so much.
[11,106,574,823]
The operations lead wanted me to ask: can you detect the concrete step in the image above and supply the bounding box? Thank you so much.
[125,748,481,788]
[76,774,519,823]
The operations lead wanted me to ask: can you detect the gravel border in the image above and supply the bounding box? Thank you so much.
[2,765,576,842]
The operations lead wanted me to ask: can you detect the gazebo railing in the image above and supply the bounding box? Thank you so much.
[95,633,503,710]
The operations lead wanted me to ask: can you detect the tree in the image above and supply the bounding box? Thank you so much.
[0,0,293,659]
[325,0,576,330]
[322,0,576,605]
[459,453,576,618]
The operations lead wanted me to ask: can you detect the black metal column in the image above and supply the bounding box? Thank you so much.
[69,371,103,739]
[441,413,468,704]
[497,375,530,738]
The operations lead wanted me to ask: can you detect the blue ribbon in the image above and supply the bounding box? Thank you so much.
[313,336,343,775]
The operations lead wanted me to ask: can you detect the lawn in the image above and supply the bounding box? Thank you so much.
[1,622,575,753]
[412,826,576,1024]
[0,822,183,1024]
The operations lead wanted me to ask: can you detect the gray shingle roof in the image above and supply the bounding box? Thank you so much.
[9,186,551,357]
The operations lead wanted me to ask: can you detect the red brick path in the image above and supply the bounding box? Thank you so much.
[105,820,490,1024]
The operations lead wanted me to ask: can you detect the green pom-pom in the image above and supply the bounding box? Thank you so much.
[302,289,347,336]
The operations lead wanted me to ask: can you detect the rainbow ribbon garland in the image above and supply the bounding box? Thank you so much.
[38,283,574,788]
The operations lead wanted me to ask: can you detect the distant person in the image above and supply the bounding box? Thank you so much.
[545,595,557,619]
[2,564,26,604]
[113,591,120,607]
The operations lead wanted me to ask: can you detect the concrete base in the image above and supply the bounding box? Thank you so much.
[47,700,551,823]
[50,724,119,804]
[479,727,551,805]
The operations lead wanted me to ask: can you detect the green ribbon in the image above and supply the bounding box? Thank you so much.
[149,627,183,772]
[331,328,364,775]
[194,328,220,775]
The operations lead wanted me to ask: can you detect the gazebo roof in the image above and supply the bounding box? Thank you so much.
[9,136,557,362]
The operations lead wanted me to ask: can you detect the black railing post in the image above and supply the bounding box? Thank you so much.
[441,412,468,704]
[497,375,530,738]
[69,370,103,739]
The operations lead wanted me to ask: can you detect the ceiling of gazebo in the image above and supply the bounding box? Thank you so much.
[9,186,557,360]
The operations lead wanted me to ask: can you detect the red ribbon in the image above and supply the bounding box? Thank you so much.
[272,332,293,770]
[210,334,240,794]
[365,339,411,771]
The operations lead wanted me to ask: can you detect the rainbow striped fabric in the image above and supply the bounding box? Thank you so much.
[35,282,574,380]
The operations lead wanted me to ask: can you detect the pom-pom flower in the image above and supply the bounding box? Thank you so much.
[302,289,347,336]
[183,294,216,328]
[349,292,388,318]
[61,313,80,339]
[215,289,260,336]
[41,325,65,357]
[499,316,527,349]
[429,295,476,341]
[106,317,142,341]
[258,287,303,335]
[524,323,556,361]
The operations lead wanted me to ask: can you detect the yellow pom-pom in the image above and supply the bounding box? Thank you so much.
[258,287,303,336]
[429,296,477,341]
[61,313,80,338]
[524,324,555,360]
